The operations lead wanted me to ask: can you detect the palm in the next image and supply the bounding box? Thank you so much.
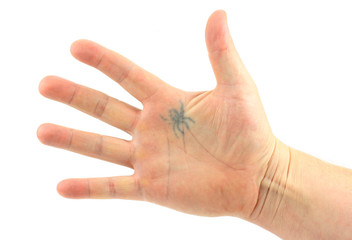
[38,11,276,218]
[132,81,274,217]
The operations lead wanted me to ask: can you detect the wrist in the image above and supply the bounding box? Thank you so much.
[245,138,304,239]
[248,138,292,223]
[248,141,352,239]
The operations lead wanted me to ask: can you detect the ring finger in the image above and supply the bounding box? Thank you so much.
[37,123,134,168]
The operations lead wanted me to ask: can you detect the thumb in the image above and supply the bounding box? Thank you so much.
[205,10,248,87]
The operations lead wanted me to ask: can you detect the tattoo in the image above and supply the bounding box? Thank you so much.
[160,101,195,137]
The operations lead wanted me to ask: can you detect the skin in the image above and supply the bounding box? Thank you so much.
[37,10,352,239]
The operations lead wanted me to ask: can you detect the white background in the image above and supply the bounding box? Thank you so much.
[1,0,351,239]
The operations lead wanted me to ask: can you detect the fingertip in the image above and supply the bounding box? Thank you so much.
[211,9,227,19]
[57,179,69,198]
[57,179,88,199]
[38,76,76,102]
[70,39,101,67]
[205,9,231,53]
[37,123,54,145]
[36,123,71,148]
[39,75,56,97]
[70,39,87,57]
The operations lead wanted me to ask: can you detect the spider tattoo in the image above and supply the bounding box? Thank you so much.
[160,101,195,137]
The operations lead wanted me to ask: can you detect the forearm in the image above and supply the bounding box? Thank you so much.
[249,140,352,239]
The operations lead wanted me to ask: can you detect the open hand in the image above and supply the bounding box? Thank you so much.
[37,10,277,218]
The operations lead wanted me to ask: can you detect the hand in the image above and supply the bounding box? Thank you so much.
[37,10,277,218]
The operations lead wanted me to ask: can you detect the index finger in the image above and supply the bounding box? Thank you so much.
[70,39,166,103]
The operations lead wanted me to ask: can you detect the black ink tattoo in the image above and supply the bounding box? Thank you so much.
[160,101,195,137]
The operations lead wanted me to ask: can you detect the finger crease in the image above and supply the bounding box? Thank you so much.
[135,176,144,201]
[140,84,161,104]
[95,135,104,156]
[68,84,79,105]
[108,177,117,198]
[129,110,141,134]
[119,64,136,85]
[67,129,74,150]
[86,178,91,198]
[95,51,107,69]
[94,95,109,118]
[129,141,136,166]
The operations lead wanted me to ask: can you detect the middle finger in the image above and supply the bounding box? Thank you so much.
[39,76,140,134]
